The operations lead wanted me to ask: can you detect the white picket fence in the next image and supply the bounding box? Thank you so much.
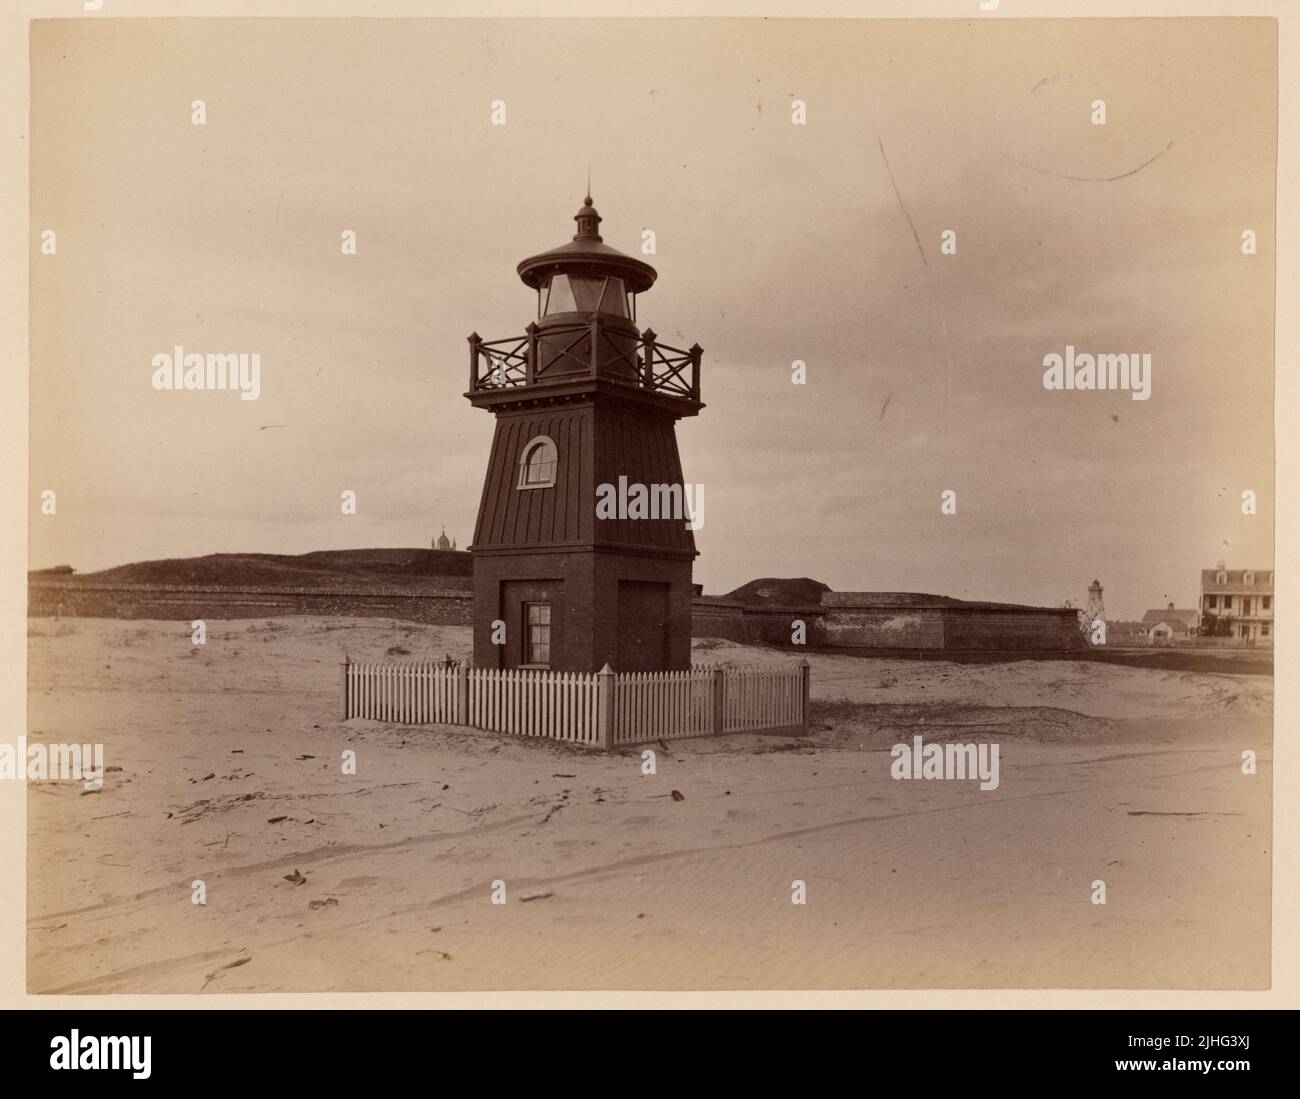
[722,664,805,733]
[612,668,714,745]
[467,667,602,746]
[341,659,808,749]
[344,660,460,724]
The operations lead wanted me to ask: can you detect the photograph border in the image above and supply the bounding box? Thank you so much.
[2,0,1293,1010]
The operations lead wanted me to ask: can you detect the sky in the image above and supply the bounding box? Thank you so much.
[28,17,1276,620]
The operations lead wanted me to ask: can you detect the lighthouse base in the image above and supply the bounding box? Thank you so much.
[471,546,694,673]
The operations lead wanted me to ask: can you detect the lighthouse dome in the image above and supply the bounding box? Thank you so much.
[516,194,658,295]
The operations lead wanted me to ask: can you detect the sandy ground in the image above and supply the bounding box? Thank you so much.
[25,616,1272,992]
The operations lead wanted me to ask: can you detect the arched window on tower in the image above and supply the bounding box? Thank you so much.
[518,435,558,489]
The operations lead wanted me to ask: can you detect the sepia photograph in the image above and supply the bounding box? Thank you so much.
[9,3,1288,1035]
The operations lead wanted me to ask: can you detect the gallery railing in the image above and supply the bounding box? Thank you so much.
[467,317,702,403]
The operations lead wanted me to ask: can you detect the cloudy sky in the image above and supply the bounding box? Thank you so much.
[29,17,1275,619]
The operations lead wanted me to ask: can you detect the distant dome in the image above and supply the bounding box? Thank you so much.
[433,527,452,550]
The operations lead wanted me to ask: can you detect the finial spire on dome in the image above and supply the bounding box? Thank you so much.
[573,190,603,242]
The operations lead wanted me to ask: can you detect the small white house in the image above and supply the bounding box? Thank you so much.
[1141,604,1199,645]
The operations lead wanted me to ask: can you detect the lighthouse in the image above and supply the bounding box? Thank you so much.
[464,194,703,673]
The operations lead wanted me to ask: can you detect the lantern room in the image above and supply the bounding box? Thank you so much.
[506,196,660,385]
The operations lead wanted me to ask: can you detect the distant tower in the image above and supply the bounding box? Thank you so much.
[1084,580,1106,627]
[434,527,452,550]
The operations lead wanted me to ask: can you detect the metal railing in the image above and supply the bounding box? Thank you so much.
[467,317,702,402]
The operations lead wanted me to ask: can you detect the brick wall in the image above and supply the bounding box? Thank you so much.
[820,608,946,649]
[691,600,826,646]
[821,591,954,608]
[692,596,1082,652]
[31,581,1082,650]
[690,599,750,642]
[27,582,473,626]
[942,609,1083,651]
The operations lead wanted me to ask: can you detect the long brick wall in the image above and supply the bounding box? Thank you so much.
[943,608,1083,651]
[30,580,1084,652]
[27,581,474,626]
[820,607,946,649]
[689,599,750,642]
[692,594,1084,652]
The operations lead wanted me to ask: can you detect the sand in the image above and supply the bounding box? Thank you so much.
[25,616,1272,992]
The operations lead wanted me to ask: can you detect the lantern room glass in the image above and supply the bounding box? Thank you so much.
[541,275,629,319]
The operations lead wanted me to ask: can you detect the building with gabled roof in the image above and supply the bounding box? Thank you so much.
[1140,604,1199,645]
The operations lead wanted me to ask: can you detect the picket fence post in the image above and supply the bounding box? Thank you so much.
[799,657,811,734]
[710,667,725,737]
[340,655,351,720]
[455,662,469,726]
[597,663,615,750]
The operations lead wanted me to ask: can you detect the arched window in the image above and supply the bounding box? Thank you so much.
[1216,571,1228,586]
[1244,571,1255,586]
[518,435,557,489]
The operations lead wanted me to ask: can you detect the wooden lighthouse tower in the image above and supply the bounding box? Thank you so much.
[465,194,703,673]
